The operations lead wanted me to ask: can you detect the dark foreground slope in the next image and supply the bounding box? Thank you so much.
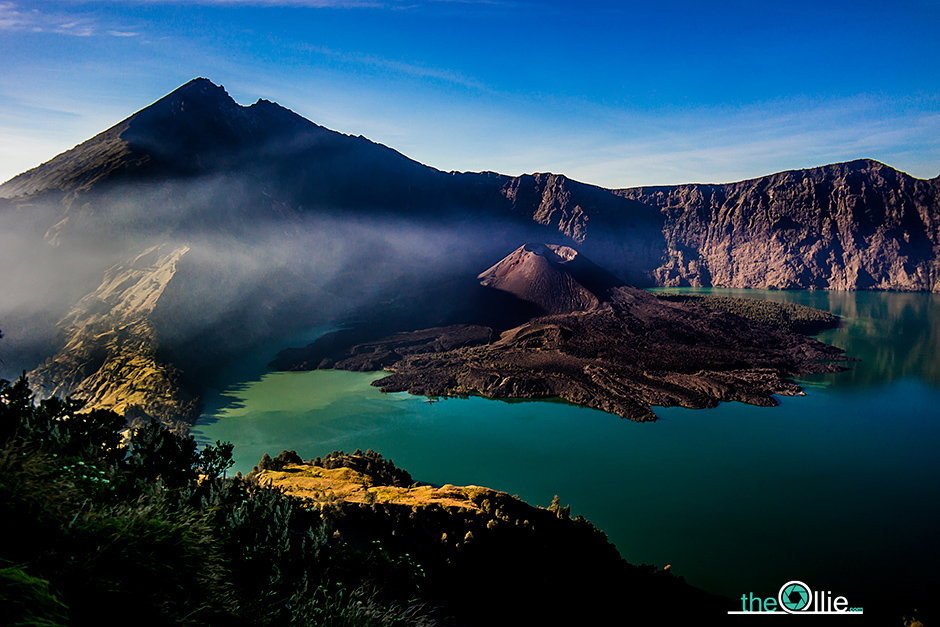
[278,244,844,421]
[0,377,724,626]
[251,450,724,625]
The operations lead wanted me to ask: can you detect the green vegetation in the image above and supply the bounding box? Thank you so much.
[0,374,436,626]
[0,371,722,624]
[656,292,839,334]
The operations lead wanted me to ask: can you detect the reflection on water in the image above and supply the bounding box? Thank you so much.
[803,291,940,386]
[655,288,940,386]
[194,290,940,616]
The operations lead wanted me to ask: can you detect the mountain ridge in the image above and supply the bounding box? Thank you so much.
[2,79,933,192]
[0,78,937,420]
[3,81,931,196]
[2,77,936,292]
[616,157,940,290]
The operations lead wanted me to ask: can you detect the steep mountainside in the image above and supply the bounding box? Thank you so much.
[0,78,653,258]
[2,79,935,294]
[1,78,937,420]
[617,159,940,290]
[28,245,197,421]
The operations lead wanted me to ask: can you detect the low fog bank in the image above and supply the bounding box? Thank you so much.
[150,212,551,387]
[0,200,129,378]
[0,176,564,385]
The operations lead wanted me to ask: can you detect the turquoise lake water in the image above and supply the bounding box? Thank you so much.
[193,290,940,611]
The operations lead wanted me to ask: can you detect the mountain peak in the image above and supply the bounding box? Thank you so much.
[521,242,579,262]
[478,243,624,315]
[183,76,216,87]
[134,77,239,120]
[823,158,890,173]
[0,78,264,197]
[164,77,230,100]
[775,158,901,182]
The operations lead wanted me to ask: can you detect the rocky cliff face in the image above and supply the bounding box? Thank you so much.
[28,244,197,421]
[616,159,940,291]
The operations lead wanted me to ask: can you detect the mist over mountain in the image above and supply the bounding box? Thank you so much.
[0,78,937,420]
[4,79,936,291]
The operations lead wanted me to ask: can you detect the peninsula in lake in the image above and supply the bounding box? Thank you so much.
[274,243,844,421]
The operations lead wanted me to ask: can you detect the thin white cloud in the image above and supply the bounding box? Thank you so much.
[0,2,140,37]
[0,2,96,37]
[0,2,89,35]
[51,19,95,36]
[65,0,509,7]
[95,0,390,6]
[299,44,486,90]
[0,1,25,29]
[548,98,940,187]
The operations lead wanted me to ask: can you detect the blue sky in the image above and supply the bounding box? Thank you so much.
[0,0,938,187]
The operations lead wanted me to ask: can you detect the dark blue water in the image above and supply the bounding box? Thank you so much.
[194,290,940,613]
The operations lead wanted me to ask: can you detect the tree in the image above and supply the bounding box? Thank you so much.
[199,440,235,478]
[123,419,200,488]
[0,376,33,444]
[0,375,125,463]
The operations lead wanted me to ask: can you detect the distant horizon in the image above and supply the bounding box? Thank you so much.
[1,1,938,187]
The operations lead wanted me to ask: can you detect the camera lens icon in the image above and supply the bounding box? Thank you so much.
[779,581,812,612]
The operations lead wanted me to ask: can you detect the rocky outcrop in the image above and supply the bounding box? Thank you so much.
[28,244,197,422]
[616,160,940,291]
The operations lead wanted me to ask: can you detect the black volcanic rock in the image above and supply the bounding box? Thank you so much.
[286,244,846,421]
[274,324,494,372]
